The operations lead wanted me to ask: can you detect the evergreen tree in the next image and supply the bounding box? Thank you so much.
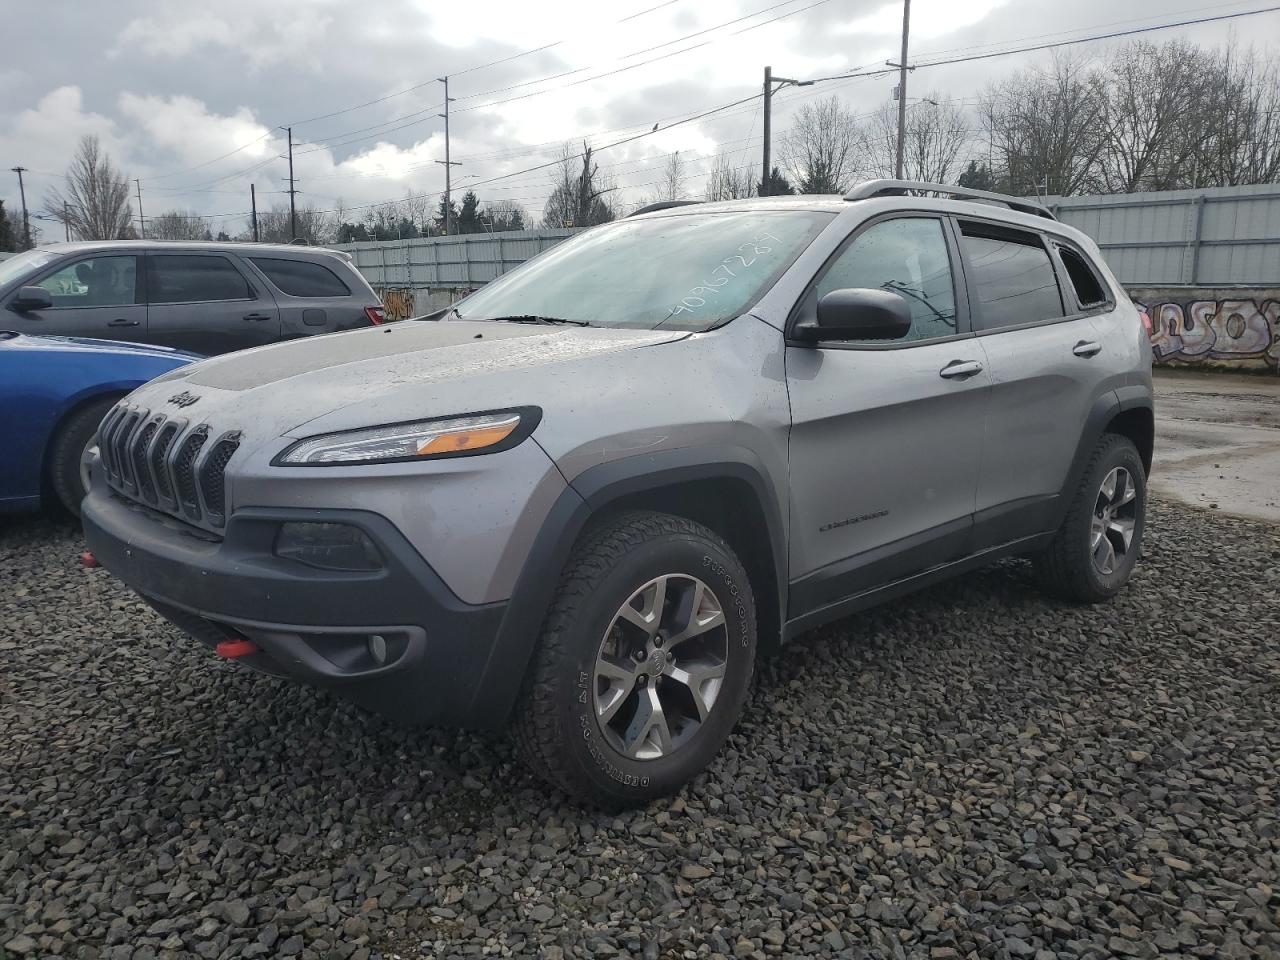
[758,166,796,197]
[457,190,482,233]
[957,160,997,191]
[0,200,15,252]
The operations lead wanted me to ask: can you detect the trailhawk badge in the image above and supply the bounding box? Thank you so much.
[167,391,200,408]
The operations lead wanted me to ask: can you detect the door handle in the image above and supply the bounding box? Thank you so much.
[107,318,140,327]
[939,359,984,380]
[243,313,271,322]
[1073,340,1102,358]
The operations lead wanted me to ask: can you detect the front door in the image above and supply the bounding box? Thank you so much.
[145,253,281,355]
[6,254,147,342]
[786,215,989,616]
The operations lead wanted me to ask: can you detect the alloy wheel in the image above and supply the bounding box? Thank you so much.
[593,574,728,760]
[1091,466,1138,575]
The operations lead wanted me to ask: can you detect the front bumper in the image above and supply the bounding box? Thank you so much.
[82,485,509,727]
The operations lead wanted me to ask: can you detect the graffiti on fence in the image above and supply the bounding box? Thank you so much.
[1131,291,1280,370]
[379,288,416,321]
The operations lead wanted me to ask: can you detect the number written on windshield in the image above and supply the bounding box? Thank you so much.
[668,233,779,316]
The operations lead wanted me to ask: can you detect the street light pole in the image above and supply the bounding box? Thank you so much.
[760,67,814,196]
[10,166,31,249]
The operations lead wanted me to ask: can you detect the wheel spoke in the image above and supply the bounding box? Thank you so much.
[665,581,726,648]
[1090,516,1107,552]
[623,685,673,759]
[1093,530,1116,573]
[1114,475,1136,507]
[1099,468,1118,504]
[617,576,667,639]
[664,658,726,721]
[1108,517,1136,551]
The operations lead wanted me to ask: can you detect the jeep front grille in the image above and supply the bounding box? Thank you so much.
[97,404,241,531]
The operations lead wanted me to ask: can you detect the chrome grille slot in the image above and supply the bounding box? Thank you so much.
[113,411,142,493]
[151,423,180,504]
[199,434,240,526]
[173,427,209,521]
[131,420,160,503]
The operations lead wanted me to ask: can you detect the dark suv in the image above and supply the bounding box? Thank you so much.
[0,241,385,354]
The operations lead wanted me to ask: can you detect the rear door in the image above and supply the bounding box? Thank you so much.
[5,254,148,342]
[958,218,1108,545]
[244,254,373,339]
[785,214,990,616]
[145,252,281,355]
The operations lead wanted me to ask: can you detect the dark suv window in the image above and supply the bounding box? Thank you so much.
[1056,245,1108,308]
[149,255,252,304]
[814,217,957,342]
[960,223,1063,330]
[250,257,351,297]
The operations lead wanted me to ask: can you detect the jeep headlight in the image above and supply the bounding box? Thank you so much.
[274,408,538,466]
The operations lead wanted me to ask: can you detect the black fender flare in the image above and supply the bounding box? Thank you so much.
[1051,386,1152,530]
[466,445,787,728]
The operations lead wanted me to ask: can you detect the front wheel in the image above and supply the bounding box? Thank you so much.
[1034,433,1146,602]
[514,511,757,806]
[49,398,117,517]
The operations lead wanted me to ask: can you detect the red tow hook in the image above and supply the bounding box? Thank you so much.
[79,552,98,568]
[215,639,260,659]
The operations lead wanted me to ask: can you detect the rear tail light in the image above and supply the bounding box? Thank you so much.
[1138,309,1153,336]
[365,305,387,325]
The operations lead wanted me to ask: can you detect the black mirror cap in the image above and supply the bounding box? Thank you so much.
[798,287,913,342]
[12,285,53,312]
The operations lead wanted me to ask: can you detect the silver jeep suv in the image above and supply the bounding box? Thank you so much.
[83,181,1153,805]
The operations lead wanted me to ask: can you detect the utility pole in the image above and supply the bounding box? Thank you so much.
[10,166,31,249]
[62,201,70,242]
[250,183,260,242]
[283,126,298,241]
[760,67,813,196]
[135,178,146,239]
[435,77,461,235]
[894,0,912,180]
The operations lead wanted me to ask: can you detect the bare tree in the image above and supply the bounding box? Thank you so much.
[541,142,616,227]
[979,52,1109,196]
[658,151,685,201]
[861,95,971,183]
[254,203,334,245]
[782,95,863,194]
[486,199,527,231]
[149,210,211,241]
[1193,45,1280,187]
[401,191,434,235]
[44,135,133,240]
[704,154,757,200]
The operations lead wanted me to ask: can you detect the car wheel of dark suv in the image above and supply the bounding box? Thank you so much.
[1034,433,1146,603]
[514,511,757,806]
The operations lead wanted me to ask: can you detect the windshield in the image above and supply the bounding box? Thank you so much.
[0,249,59,288]
[453,209,834,331]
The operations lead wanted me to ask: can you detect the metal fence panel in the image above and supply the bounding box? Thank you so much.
[1047,183,1280,286]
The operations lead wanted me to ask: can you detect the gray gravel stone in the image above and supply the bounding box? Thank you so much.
[2,504,1279,958]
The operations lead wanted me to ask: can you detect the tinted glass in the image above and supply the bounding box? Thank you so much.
[251,257,351,297]
[149,255,251,304]
[1057,245,1107,307]
[454,210,834,331]
[38,256,137,308]
[961,226,1063,329]
[815,217,957,341]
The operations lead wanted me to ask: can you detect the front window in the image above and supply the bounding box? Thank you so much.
[0,249,60,287]
[452,210,834,332]
[37,255,138,307]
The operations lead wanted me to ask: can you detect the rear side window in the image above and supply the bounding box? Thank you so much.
[959,223,1064,330]
[250,257,351,297]
[149,255,252,304]
[1056,245,1108,308]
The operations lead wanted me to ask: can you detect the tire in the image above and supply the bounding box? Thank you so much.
[1034,433,1146,603]
[48,397,117,517]
[514,510,757,806]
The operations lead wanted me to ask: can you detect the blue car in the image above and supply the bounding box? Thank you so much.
[1,332,200,516]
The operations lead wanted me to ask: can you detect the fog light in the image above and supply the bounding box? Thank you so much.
[274,522,383,571]
[368,634,388,665]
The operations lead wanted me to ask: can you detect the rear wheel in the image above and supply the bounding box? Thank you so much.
[1034,433,1146,602]
[49,397,117,517]
[514,511,756,806]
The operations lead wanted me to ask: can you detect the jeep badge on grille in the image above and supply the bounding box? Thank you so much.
[168,391,200,408]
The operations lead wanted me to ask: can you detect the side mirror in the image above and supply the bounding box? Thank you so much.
[11,286,53,313]
[796,287,912,342]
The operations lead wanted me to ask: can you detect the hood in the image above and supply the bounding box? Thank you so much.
[151,319,688,440]
[0,332,202,363]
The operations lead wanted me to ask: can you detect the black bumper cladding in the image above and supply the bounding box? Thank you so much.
[81,488,507,727]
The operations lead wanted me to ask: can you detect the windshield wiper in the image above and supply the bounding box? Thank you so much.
[489,315,593,327]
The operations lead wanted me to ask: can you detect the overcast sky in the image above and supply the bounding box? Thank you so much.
[2,0,1277,237]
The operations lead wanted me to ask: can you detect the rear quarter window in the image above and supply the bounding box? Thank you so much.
[250,257,352,297]
[959,222,1064,330]
[1056,244,1109,308]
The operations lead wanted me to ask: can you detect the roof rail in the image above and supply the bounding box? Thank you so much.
[844,179,1056,220]
[629,200,703,217]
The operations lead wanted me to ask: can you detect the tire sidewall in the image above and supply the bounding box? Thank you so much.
[1079,439,1147,596]
[50,399,115,516]
[556,531,756,802]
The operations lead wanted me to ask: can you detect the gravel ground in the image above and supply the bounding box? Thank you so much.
[2,501,1278,960]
